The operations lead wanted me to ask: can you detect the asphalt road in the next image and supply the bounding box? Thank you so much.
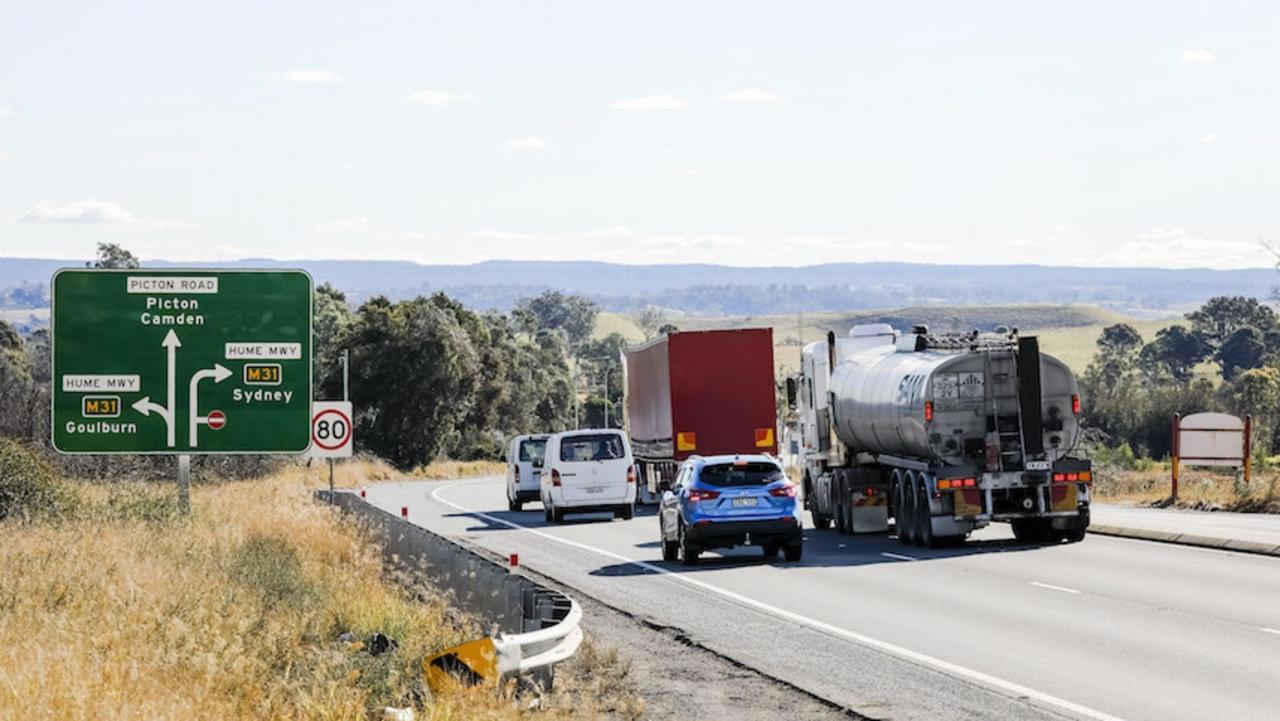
[365,478,1280,721]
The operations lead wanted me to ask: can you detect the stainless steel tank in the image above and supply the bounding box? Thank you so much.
[828,338,1081,466]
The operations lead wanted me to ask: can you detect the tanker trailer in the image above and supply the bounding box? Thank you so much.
[787,324,1090,547]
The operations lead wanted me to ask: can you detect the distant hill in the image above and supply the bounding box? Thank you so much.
[2,256,1275,316]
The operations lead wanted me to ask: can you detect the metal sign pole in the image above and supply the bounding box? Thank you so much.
[328,457,335,503]
[1171,413,1180,503]
[341,349,350,402]
[178,454,191,513]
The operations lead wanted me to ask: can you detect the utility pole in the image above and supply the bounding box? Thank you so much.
[329,350,350,503]
[603,364,610,428]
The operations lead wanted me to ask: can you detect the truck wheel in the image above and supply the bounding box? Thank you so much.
[1061,508,1089,543]
[1012,518,1052,543]
[914,477,935,548]
[896,480,915,546]
[679,524,700,566]
[783,542,803,562]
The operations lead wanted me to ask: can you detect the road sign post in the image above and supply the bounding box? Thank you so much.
[311,400,354,502]
[51,269,313,506]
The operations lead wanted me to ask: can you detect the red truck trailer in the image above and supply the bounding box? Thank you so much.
[623,328,779,503]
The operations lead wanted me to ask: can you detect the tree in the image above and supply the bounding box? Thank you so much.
[1097,324,1143,357]
[1138,326,1207,383]
[657,322,679,336]
[87,243,140,269]
[1224,367,1280,456]
[514,291,599,352]
[632,305,665,341]
[1187,296,1277,351]
[1217,327,1267,381]
[341,295,480,468]
[1085,324,1144,389]
[23,329,51,384]
[313,283,354,394]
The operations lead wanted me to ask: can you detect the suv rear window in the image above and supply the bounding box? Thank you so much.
[560,434,624,462]
[698,462,783,487]
[518,439,546,463]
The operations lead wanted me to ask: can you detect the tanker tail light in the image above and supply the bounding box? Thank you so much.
[1071,394,1081,415]
[924,401,934,423]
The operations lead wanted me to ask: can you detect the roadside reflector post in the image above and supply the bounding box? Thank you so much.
[177,454,191,514]
[509,553,519,568]
[401,506,409,519]
[360,488,366,499]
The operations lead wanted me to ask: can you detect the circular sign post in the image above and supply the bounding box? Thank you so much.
[311,402,354,458]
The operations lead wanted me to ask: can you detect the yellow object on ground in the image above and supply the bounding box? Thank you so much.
[424,636,500,690]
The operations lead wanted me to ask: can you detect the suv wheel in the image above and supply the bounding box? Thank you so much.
[679,524,699,566]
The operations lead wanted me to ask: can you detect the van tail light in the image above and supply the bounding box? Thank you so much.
[924,401,934,422]
[1071,394,1081,415]
[515,467,521,485]
[769,483,797,498]
[551,469,562,487]
[687,489,720,502]
[626,465,636,484]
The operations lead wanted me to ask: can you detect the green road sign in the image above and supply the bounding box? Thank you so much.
[51,269,313,454]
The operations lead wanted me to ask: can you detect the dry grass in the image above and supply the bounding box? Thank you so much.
[0,461,616,720]
[1093,463,1280,512]
[300,455,505,491]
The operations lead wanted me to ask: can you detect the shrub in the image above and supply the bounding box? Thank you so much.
[229,534,317,610]
[0,439,69,521]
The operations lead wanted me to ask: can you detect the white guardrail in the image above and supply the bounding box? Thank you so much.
[496,596,584,675]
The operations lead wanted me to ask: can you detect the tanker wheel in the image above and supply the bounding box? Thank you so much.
[812,511,832,530]
[1060,508,1089,543]
[913,476,935,548]
[896,479,915,546]
[834,478,849,533]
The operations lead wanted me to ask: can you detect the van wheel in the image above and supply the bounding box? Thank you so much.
[508,498,521,512]
[679,524,699,565]
[784,542,803,562]
[551,507,565,524]
[616,504,634,521]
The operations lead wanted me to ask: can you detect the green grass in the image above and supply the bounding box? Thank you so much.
[593,311,647,343]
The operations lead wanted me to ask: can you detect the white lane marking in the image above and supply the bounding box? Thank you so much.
[1261,627,1280,636]
[427,483,1129,721]
[1029,581,1082,595]
[880,552,918,562]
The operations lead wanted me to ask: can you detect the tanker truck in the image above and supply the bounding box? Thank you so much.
[787,324,1091,547]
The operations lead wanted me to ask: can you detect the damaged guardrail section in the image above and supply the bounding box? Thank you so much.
[317,490,583,683]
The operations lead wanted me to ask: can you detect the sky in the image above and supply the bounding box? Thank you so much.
[1,1,1277,269]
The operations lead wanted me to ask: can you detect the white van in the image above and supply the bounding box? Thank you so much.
[506,434,549,511]
[540,429,636,523]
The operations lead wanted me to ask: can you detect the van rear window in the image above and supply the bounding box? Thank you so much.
[518,439,546,463]
[698,462,783,487]
[560,434,624,462]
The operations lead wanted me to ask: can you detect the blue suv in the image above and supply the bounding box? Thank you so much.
[659,455,803,565]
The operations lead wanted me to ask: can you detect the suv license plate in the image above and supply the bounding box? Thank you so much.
[732,497,758,507]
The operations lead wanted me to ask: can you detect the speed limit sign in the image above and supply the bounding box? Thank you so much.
[311,401,353,458]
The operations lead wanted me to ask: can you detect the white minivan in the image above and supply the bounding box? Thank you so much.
[506,434,549,511]
[540,429,636,523]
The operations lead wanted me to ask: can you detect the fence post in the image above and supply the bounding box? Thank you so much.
[1244,414,1253,486]
[1170,414,1181,503]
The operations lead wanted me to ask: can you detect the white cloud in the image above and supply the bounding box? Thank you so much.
[581,226,634,239]
[1005,238,1037,248]
[16,199,193,231]
[717,88,790,104]
[313,217,369,234]
[1090,227,1269,269]
[404,90,475,106]
[473,229,537,241]
[1178,49,1216,65]
[0,149,8,162]
[0,106,13,119]
[268,68,345,84]
[1197,132,1219,144]
[609,95,686,111]
[506,136,548,150]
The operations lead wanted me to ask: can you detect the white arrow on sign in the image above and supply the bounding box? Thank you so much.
[132,330,181,447]
[188,363,232,448]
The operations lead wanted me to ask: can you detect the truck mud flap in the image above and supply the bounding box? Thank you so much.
[1016,336,1045,457]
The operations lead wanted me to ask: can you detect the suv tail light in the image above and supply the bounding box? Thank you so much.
[687,489,720,502]
[551,469,562,487]
[626,465,636,484]
[769,483,797,498]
